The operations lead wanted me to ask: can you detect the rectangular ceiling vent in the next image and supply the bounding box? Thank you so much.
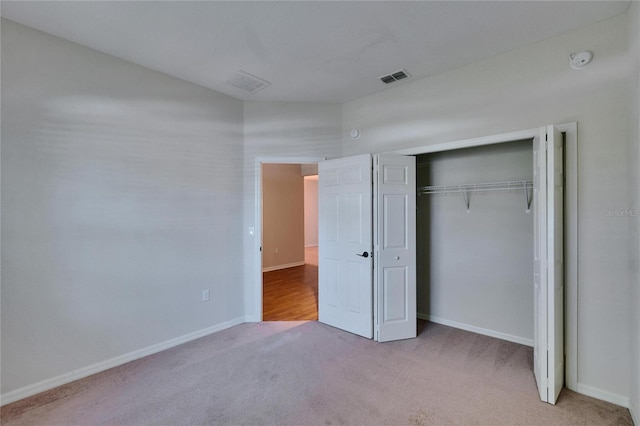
[380,69,411,84]
[225,70,271,94]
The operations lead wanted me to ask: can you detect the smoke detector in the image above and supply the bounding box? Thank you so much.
[569,51,593,70]
[380,69,411,84]
[225,70,271,93]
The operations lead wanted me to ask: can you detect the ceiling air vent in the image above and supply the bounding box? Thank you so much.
[225,70,271,94]
[379,69,411,84]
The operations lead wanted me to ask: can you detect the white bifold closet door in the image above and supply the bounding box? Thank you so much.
[318,154,416,343]
[374,154,417,342]
[533,125,565,405]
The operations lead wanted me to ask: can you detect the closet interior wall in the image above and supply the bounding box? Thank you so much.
[416,139,535,345]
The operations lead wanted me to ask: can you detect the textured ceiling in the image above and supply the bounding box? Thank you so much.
[1,1,631,103]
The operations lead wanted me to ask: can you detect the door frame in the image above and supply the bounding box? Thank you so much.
[254,156,326,321]
[393,123,578,393]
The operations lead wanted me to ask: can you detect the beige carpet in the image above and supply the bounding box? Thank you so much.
[1,321,633,425]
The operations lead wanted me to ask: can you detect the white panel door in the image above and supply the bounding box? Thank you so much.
[533,130,548,402]
[547,125,565,404]
[533,125,565,404]
[318,154,373,339]
[374,154,417,342]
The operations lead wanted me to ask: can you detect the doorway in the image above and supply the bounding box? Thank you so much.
[260,161,320,321]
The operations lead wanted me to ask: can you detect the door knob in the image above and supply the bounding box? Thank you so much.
[356,251,369,258]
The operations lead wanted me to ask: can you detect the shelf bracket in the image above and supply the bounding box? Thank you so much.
[463,190,470,213]
[525,185,532,213]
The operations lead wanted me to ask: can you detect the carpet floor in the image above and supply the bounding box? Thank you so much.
[1,321,633,425]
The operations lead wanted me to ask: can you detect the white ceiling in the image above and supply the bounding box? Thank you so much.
[1,1,631,103]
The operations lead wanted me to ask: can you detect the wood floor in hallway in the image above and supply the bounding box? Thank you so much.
[262,246,318,321]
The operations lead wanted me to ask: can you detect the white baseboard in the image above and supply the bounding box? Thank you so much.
[576,383,630,408]
[0,316,245,406]
[418,313,534,347]
[262,261,305,272]
[304,244,318,248]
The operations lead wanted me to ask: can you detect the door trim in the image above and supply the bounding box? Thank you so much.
[392,123,578,393]
[254,157,325,322]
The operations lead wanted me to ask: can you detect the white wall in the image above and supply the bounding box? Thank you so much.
[628,2,640,422]
[417,141,533,344]
[343,14,633,404]
[304,177,318,247]
[1,20,244,397]
[243,102,341,320]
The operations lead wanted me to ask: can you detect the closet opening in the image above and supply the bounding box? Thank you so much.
[415,139,537,347]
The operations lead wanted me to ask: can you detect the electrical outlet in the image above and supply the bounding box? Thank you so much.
[275,248,279,254]
[202,289,210,302]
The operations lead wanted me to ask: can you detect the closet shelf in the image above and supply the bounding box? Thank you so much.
[417,180,533,195]
[417,180,534,212]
